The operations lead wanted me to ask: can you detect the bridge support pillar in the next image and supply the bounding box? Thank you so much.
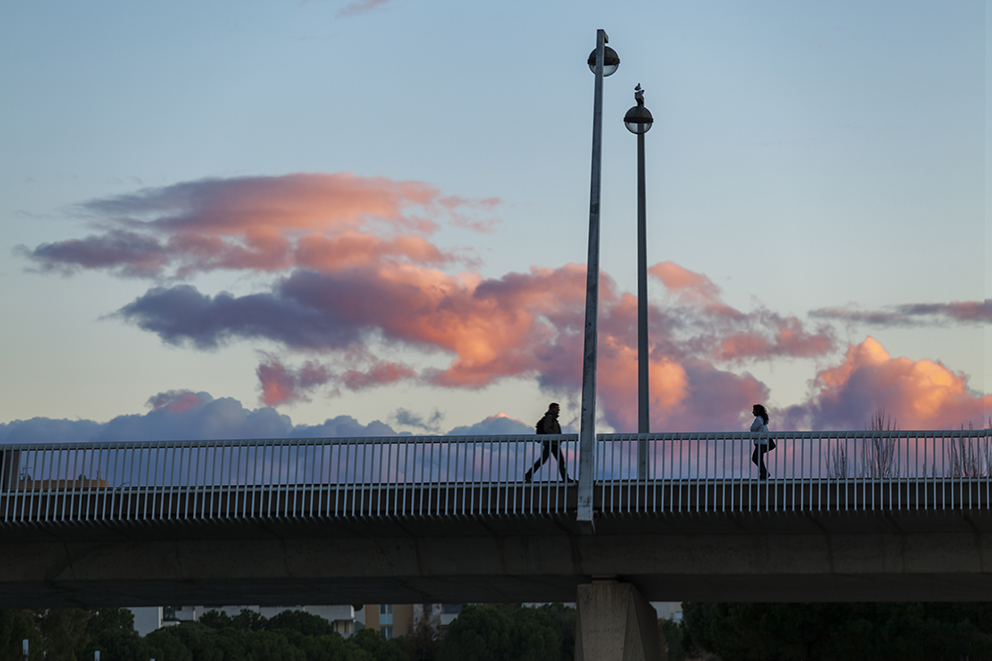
[575,578,661,661]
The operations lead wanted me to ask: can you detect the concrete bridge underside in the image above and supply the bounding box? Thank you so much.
[3,508,992,608]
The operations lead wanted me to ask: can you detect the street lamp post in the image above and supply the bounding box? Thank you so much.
[624,84,653,480]
[578,29,619,526]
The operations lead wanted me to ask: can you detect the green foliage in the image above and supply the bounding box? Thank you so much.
[266,610,337,638]
[531,603,575,661]
[198,609,234,630]
[352,628,407,661]
[399,611,442,661]
[683,601,992,661]
[232,608,267,632]
[437,604,569,661]
[298,634,375,661]
[81,607,151,661]
[27,601,591,661]
[35,609,90,661]
[0,610,42,661]
[196,608,268,632]
[141,616,406,661]
[659,618,685,661]
[245,629,306,661]
[143,625,193,661]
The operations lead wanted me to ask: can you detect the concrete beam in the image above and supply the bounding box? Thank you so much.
[3,510,992,607]
[4,519,992,606]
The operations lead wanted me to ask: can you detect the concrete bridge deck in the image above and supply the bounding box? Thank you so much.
[1,430,990,607]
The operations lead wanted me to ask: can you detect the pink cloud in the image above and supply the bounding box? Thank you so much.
[257,358,333,406]
[649,261,723,306]
[785,337,991,430]
[256,354,416,406]
[146,389,208,413]
[50,174,992,434]
[120,256,821,430]
[341,359,416,391]
[20,173,499,279]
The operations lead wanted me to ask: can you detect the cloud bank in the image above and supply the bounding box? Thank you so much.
[19,173,988,432]
[810,300,991,327]
[0,391,541,445]
[0,390,396,445]
[21,173,495,279]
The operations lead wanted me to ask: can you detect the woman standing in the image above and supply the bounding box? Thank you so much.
[750,404,775,479]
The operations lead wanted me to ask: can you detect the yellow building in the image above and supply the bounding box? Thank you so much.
[362,604,414,640]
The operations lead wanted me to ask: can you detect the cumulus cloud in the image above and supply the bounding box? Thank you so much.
[810,300,991,327]
[446,413,533,436]
[25,170,834,433]
[0,391,572,445]
[648,262,835,361]
[110,260,824,431]
[0,390,397,445]
[31,174,987,434]
[392,408,444,433]
[19,173,497,279]
[783,337,991,430]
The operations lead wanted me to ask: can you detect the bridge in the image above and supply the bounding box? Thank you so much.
[2,429,991,657]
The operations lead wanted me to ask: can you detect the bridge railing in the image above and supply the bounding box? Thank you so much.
[0,435,578,524]
[4,429,992,523]
[597,429,992,513]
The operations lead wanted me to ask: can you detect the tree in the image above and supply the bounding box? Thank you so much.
[198,609,234,630]
[231,608,267,632]
[682,601,992,661]
[532,604,575,661]
[438,604,563,661]
[399,606,442,661]
[298,634,374,661]
[35,609,90,661]
[143,625,193,661]
[265,609,337,638]
[244,629,305,661]
[351,628,408,661]
[0,610,42,661]
[862,408,899,478]
[80,607,152,661]
[658,618,685,661]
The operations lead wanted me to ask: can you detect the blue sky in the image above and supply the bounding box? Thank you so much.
[0,0,987,440]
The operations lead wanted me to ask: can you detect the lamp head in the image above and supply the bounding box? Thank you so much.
[587,46,620,76]
[624,84,653,134]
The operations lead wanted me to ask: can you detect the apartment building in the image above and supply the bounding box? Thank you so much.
[357,603,414,640]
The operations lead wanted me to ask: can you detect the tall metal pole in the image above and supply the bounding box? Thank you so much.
[636,96,649,478]
[625,85,653,481]
[577,29,609,527]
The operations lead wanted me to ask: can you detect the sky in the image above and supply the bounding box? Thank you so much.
[0,0,988,443]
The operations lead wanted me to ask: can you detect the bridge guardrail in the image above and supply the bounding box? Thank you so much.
[0,435,578,524]
[3,429,992,524]
[596,429,992,513]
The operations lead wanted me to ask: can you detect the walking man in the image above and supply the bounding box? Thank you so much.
[524,403,572,482]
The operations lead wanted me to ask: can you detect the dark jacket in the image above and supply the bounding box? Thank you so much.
[537,412,562,435]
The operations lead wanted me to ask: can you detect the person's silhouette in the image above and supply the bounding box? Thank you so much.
[524,403,572,482]
[750,404,775,479]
